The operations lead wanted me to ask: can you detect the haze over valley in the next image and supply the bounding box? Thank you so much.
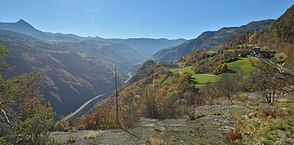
[0,1,293,144]
[0,20,185,117]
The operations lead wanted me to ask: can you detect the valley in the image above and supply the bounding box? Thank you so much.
[0,1,293,145]
[67,5,294,144]
[0,21,184,118]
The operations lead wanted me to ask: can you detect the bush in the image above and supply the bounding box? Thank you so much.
[213,63,229,75]
[54,121,69,131]
[79,106,120,129]
[67,136,76,144]
[226,129,242,143]
[79,102,139,130]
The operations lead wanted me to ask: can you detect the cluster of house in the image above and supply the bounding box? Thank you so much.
[251,47,276,58]
[235,44,276,58]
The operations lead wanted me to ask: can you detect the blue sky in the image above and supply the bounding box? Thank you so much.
[0,0,293,39]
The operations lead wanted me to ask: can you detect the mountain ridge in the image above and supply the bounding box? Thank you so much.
[0,19,186,59]
[153,19,274,62]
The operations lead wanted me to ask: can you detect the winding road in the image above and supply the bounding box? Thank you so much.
[61,72,133,121]
[124,72,132,83]
[61,93,107,121]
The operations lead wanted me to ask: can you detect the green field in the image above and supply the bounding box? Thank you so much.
[170,66,194,74]
[169,57,256,87]
[227,57,256,75]
[170,66,221,87]
[191,74,221,87]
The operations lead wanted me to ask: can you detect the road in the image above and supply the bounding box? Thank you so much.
[61,93,107,121]
[124,72,132,83]
[61,72,133,121]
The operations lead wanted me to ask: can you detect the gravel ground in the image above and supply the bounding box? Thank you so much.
[50,104,248,145]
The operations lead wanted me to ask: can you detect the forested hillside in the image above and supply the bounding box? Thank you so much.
[153,20,273,62]
[0,20,184,118]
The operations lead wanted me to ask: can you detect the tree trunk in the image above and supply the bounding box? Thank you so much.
[270,90,276,106]
[1,109,12,125]
[228,95,233,105]
[114,64,119,125]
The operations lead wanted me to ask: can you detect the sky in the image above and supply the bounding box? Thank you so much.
[0,0,293,39]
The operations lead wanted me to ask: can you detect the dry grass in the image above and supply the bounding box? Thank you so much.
[228,95,294,144]
[225,129,243,144]
[66,136,76,144]
[146,136,165,145]
[261,106,294,118]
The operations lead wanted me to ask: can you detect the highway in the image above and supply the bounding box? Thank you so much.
[61,72,133,121]
[61,93,107,121]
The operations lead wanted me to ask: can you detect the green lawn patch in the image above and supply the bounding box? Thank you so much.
[170,66,194,74]
[169,57,256,87]
[192,74,221,87]
[170,66,221,87]
[227,57,256,75]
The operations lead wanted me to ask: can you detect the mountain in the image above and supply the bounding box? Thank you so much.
[0,19,145,64]
[0,20,185,118]
[107,38,186,58]
[0,29,137,118]
[0,20,185,62]
[0,19,85,42]
[153,20,274,62]
[247,5,294,48]
[252,4,294,69]
[79,7,294,144]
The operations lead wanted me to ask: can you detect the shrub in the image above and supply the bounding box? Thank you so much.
[213,63,229,75]
[54,121,69,131]
[67,136,76,144]
[226,129,242,143]
[79,106,120,129]
[79,102,139,130]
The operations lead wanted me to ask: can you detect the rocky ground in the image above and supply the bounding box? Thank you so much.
[50,93,294,145]
[50,100,249,145]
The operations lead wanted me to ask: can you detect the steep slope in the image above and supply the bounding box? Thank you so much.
[50,40,143,70]
[252,5,294,69]
[0,30,132,117]
[264,4,294,44]
[0,20,186,117]
[153,20,274,62]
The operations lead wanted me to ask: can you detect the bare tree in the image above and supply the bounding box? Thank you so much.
[216,74,241,104]
[252,59,294,105]
[186,87,200,120]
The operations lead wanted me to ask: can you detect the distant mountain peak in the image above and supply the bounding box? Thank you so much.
[15,19,34,28]
[17,19,27,23]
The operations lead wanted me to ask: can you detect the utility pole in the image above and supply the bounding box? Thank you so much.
[114,63,119,124]
[113,63,138,138]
